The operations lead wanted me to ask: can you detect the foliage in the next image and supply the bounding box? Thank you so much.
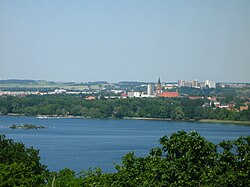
[0,162,45,187]
[46,169,84,187]
[0,135,47,186]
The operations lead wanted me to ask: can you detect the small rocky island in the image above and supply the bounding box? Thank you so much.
[10,124,45,130]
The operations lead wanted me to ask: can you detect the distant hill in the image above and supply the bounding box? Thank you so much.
[88,81,109,85]
[0,79,57,85]
[0,79,38,84]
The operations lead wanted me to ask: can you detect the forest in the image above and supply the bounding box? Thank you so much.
[0,95,249,121]
[0,131,249,186]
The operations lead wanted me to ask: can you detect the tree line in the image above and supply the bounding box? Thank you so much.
[0,95,249,121]
[1,131,250,186]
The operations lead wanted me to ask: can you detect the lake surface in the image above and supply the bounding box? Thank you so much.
[0,116,250,173]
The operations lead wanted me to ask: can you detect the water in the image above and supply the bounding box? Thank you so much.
[0,116,250,173]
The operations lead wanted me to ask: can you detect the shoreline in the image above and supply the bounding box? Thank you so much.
[124,117,250,125]
[5,113,85,119]
[197,119,250,125]
[123,117,172,121]
[2,113,250,125]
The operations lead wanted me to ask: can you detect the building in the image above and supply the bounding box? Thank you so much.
[141,93,155,98]
[178,80,185,87]
[178,80,198,88]
[120,92,128,98]
[155,78,179,97]
[192,80,198,88]
[188,96,204,100]
[205,80,216,88]
[127,92,141,98]
[54,89,66,94]
[156,78,162,96]
[160,91,179,98]
[213,101,221,107]
[240,105,249,111]
[85,96,96,100]
[165,84,177,90]
[147,84,153,95]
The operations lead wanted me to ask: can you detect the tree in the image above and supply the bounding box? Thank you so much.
[0,135,47,186]
[158,131,218,186]
[88,131,250,186]
[112,107,124,119]
[171,107,185,120]
[46,168,83,187]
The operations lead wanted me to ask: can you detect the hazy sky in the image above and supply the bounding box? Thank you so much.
[1,0,250,83]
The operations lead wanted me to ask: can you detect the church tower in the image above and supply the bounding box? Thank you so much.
[156,77,162,96]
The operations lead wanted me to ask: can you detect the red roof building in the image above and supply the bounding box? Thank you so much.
[160,91,179,98]
[85,96,96,100]
[120,93,128,98]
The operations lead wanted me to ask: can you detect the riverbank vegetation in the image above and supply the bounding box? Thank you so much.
[0,131,249,186]
[0,95,249,122]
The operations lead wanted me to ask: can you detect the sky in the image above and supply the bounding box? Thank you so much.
[0,0,250,83]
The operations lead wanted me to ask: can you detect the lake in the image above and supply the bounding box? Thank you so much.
[0,115,250,173]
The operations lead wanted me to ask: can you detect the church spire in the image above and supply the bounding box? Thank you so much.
[157,77,162,96]
[158,77,161,84]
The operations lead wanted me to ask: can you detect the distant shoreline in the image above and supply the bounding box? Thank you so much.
[124,117,250,125]
[123,117,172,121]
[197,119,250,125]
[2,113,250,125]
[6,113,84,119]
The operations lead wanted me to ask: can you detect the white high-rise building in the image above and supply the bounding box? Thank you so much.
[147,84,153,95]
[205,80,216,88]
[178,80,185,87]
[178,80,198,88]
[209,81,216,88]
[192,80,198,88]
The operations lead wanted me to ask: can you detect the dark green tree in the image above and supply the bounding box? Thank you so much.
[0,135,47,186]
